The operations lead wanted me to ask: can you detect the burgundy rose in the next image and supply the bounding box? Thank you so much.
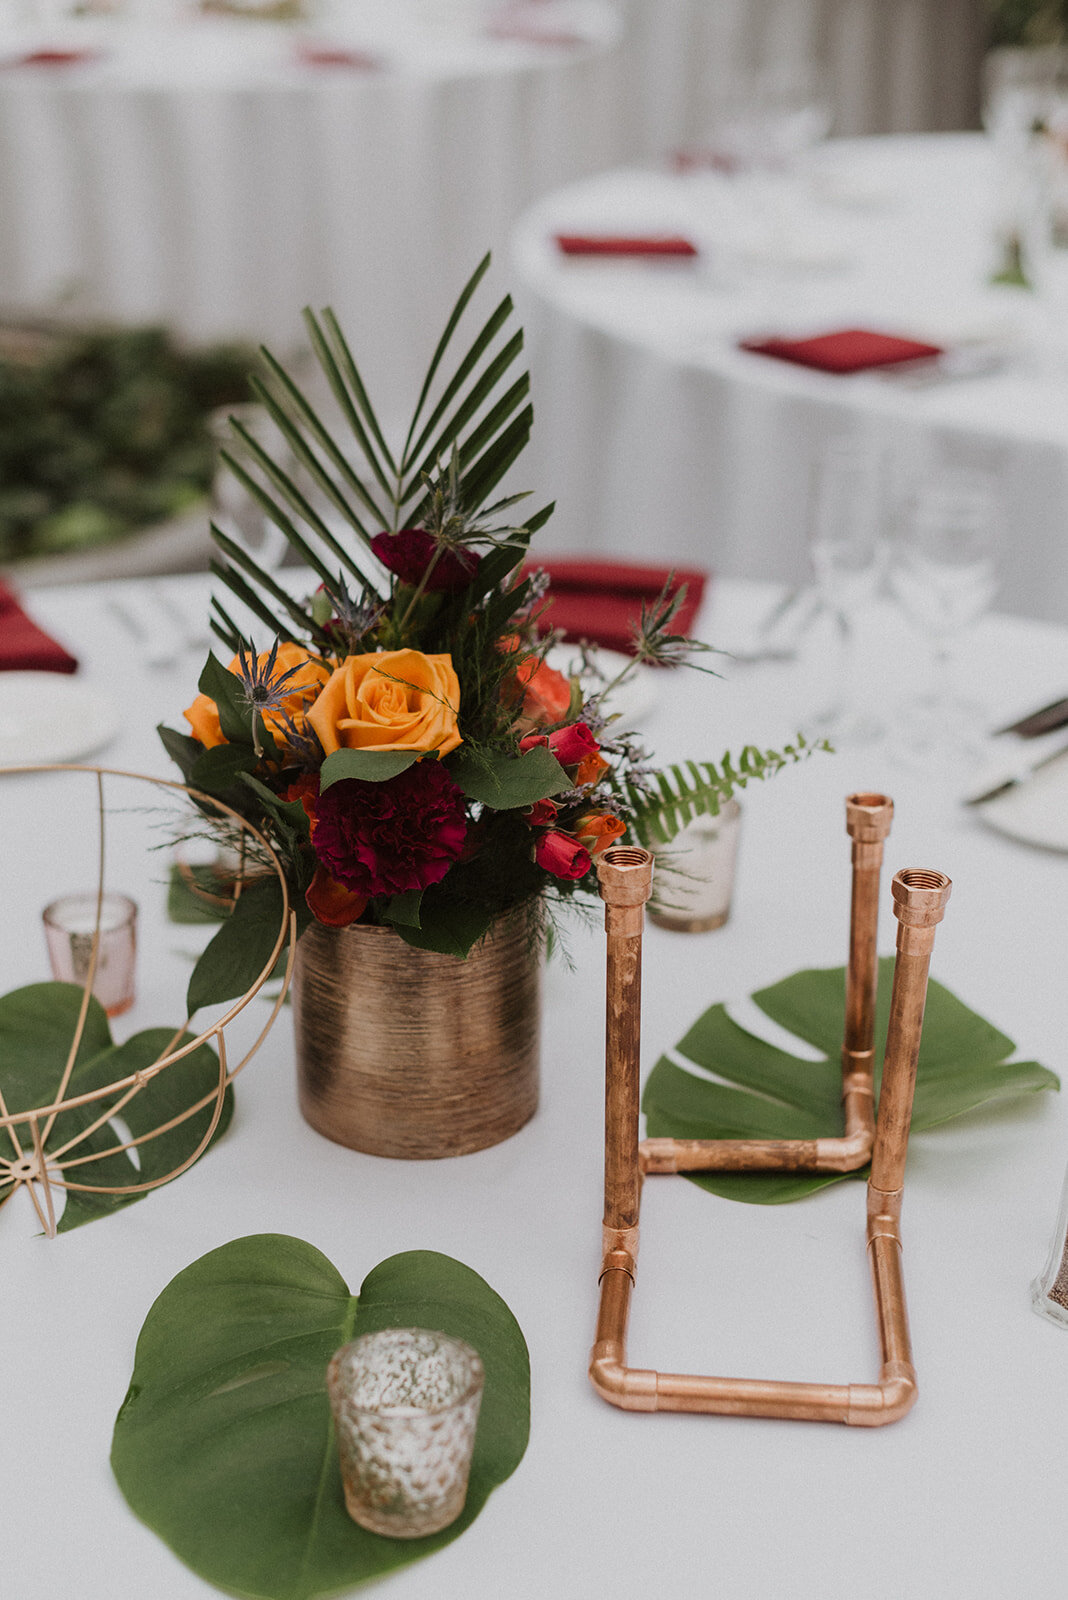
[535,829,592,880]
[311,761,468,899]
[371,529,480,593]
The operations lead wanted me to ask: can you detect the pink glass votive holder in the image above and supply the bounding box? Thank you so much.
[42,892,138,1017]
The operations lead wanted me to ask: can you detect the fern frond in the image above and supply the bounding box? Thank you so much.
[626,736,827,847]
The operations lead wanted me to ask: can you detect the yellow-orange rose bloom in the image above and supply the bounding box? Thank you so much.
[308,649,462,758]
[183,643,330,749]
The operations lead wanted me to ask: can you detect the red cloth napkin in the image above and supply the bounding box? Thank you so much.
[555,234,698,258]
[294,42,380,69]
[522,558,708,655]
[0,582,78,673]
[739,328,943,374]
[3,49,99,69]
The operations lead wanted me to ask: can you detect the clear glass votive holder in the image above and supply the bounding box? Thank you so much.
[1031,1159,1068,1329]
[326,1328,484,1539]
[42,892,138,1017]
[648,799,742,932]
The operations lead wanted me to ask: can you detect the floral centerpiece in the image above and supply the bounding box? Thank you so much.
[160,258,815,1153]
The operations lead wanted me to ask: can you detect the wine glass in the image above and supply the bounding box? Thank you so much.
[807,440,886,743]
[889,469,999,759]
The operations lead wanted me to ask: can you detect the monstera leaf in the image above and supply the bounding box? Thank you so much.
[111,1236,530,1600]
[642,959,1058,1204]
[0,982,231,1233]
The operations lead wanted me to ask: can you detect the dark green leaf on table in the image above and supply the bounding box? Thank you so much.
[642,959,1059,1204]
[167,863,231,926]
[0,983,231,1231]
[448,745,570,809]
[186,875,293,1015]
[111,1235,530,1600]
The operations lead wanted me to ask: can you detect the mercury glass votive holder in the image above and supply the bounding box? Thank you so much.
[648,799,742,932]
[42,891,138,1017]
[326,1328,484,1539]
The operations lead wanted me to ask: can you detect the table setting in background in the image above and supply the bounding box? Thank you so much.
[4,261,1068,1597]
[510,132,1068,627]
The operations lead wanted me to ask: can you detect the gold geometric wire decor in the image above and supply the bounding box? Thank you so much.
[0,764,296,1239]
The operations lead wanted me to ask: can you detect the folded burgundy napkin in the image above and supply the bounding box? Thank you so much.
[294,41,380,69]
[0,581,78,673]
[555,234,698,258]
[521,558,709,656]
[740,328,943,375]
[3,48,100,69]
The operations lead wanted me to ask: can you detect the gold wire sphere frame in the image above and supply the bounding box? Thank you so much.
[0,764,297,1238]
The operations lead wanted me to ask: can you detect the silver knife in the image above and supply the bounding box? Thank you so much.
[964,737,1068,806]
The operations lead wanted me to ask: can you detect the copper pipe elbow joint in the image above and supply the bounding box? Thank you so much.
[589,1348,659,1411]
[846,1363,918,1427]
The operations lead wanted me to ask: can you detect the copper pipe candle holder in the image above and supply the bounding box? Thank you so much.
[640,792,893,1176]
[591,841,951,1426]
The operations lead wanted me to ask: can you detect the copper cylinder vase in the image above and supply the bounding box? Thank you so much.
[292,911,540,1158]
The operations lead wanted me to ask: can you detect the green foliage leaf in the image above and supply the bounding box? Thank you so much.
[167,863,231,925]
[157,723,201,785]
[448,746,570,809]
[187,876,291,1015]
[643,960,1059,1204]
[111,1235,530,1600]
[319,749,424,790]
[381,890,423,929]
[627,740,823,848]
[192,742,259,794]
[394,899,494,958]
[197,652,253,746]
[0,983,231,1230]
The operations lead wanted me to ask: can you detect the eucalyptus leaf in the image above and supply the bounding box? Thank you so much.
[642,960,1059,1204]
[111,1235,530,1600]
[448,745,569,809]
[0,983,231,1231]
[319,749,423,790]
[187,876,291,1015]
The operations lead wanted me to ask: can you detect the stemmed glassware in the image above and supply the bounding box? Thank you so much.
[807,439,886,743]
[888,469,999,760]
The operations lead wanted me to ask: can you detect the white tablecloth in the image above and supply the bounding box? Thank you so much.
[4,570,1068,1597]
[618,0,984,157]
[510,134,1068,625]
[0,0,621,424]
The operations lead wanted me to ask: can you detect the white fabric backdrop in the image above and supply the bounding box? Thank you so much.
[510,135,1068,624]
[617,0,985,158]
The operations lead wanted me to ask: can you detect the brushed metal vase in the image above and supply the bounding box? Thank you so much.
[292,910,540,1158]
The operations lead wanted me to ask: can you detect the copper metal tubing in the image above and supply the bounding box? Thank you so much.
[591,853,951,1426]
[638,791,894,1176]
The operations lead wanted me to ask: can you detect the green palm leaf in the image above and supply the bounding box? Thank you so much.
[642,960,1059,1204]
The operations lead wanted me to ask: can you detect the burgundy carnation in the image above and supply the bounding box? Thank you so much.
[311,762,468,899]
[371,528,480,593]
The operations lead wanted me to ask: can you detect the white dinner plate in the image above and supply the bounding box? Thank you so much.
[0,673,120,768]
[973,751,1068,853]
[546,644,658,728]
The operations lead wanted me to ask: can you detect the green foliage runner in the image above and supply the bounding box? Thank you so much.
[643,959,1059,1204]
[0,982,231,1233]
[111,1236,530,1599]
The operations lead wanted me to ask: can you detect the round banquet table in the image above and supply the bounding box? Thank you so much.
[510,133,1068,626]
[3,569,1068,1598]
[0,0,621,425]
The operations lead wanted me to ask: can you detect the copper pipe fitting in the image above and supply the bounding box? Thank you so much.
[636,791,893,1176]
[590,837,951,1428]
[596,848,655,1237]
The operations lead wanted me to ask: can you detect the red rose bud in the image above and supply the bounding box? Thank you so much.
[305,866,369,927]
[523,798,558,826]
[371,528,480,593]
[575,750,610,787]
[546,721,599,767]
[574,811,626,854]
[518,732,549,752]
[535,829,592,880]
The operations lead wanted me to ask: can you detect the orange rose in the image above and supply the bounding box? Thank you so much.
[515,654,571,727]
[307,648,462,757]
[183,644,330,749]
[573,811,626,855]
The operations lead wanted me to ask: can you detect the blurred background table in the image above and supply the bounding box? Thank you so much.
[3,568,1068,1598]
[511,133,1068,624]
[0,0,621,424]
